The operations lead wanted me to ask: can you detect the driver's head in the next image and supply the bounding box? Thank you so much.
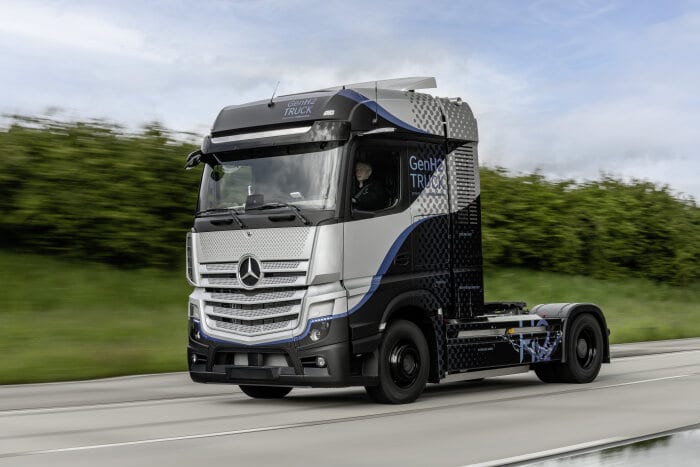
[355,162,372,182]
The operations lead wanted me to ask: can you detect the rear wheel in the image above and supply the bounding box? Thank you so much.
[239,385,292,399]
[365,320,429,404]
[558,314,604,383]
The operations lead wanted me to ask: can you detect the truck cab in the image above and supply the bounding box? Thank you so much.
[185,77,610,403]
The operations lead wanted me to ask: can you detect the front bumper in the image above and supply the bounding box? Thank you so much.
[187,318,373,387]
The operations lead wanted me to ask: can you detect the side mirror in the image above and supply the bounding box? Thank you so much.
[185,150,203,170]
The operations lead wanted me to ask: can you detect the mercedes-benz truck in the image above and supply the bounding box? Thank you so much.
[185,77,610,404]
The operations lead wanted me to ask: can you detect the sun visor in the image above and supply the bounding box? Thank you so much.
[201,120,351,154]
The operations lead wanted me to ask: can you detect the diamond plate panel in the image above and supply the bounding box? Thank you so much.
[431,315,446,380]
[407,92,444,135]
[447,143,480,214]
[438,98,478,141]
[196,227,315,263]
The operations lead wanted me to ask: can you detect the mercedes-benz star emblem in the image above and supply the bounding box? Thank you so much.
[238,256,262,288]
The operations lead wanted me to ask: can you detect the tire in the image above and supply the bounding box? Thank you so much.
[534,362,562,383]
[365,320,430,404]
[558,313,604,383]
[239,385,292,399]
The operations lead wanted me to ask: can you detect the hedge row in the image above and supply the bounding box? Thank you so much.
[1,116,698,284]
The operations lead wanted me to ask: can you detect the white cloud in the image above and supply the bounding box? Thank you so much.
[0,1,174,62]
[1,0,699,198]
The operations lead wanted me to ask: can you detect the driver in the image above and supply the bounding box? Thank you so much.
[352,161,390,211]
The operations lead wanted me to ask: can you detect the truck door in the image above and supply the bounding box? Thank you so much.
[343,141,411,345]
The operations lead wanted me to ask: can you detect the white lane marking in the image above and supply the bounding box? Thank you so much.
[613,349,700,361]
[4,372,696,459]
[595,374,691,389]
[26,424,301,455]
[462,437,626,467]
[0,371,186,388]
[0,394,241,416]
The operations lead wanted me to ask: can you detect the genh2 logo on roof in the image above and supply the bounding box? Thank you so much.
[238,255,263,288]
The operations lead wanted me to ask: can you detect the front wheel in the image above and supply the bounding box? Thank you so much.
[365,320,430,404]
[239,385,292,399]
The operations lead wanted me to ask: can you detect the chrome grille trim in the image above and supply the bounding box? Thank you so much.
[203,262,237,272]
[198,260,309,289]
[201,260,307,273]
[263,261,302,270]
[206,288,305,304]
[207,318,295,336]
[202,275,305,288]
[207,303,300,321]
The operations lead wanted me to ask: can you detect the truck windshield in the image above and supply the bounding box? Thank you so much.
[198,143,342,213]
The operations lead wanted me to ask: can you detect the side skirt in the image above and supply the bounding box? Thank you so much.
[439,365,530,384]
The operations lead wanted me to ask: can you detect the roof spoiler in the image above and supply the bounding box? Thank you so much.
[320,76,437,92]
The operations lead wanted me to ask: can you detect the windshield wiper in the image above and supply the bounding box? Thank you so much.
[246,202,310,225]
[195,207,247,229]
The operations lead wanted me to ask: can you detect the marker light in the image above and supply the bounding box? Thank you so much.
[189,303,200,319]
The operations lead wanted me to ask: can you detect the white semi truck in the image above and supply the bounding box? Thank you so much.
[185,77,610,404]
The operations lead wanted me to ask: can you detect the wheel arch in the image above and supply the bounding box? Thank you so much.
[380,291,443,383]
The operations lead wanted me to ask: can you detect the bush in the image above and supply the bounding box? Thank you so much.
[0,116,199,268]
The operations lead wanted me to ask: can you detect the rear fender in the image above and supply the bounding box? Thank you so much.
[530,303,611,363]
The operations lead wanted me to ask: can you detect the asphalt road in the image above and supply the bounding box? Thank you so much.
[1,338,699,467]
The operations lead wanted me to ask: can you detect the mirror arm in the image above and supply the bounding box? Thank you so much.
[184,149,203,170]
[185,150,222,170]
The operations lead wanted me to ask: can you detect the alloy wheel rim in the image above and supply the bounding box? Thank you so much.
[389,341,421,388]
[575,327,598,369]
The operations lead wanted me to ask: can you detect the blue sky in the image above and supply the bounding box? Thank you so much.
[2,0,699,198]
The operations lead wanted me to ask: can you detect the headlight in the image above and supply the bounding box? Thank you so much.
[309,320,331,341]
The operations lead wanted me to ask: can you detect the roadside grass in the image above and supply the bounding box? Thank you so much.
[0,251,189,384]
[1,251,699,384]
[485,269,700,343]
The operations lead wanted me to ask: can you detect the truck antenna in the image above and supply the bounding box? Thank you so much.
[267,81,280,108]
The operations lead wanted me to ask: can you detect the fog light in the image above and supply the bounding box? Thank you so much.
[310,328,322,341]
[191,354,198,364]
[316,356,327,368]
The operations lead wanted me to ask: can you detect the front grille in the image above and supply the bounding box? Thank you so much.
[199,260,307,289]
[198,257,309,339]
